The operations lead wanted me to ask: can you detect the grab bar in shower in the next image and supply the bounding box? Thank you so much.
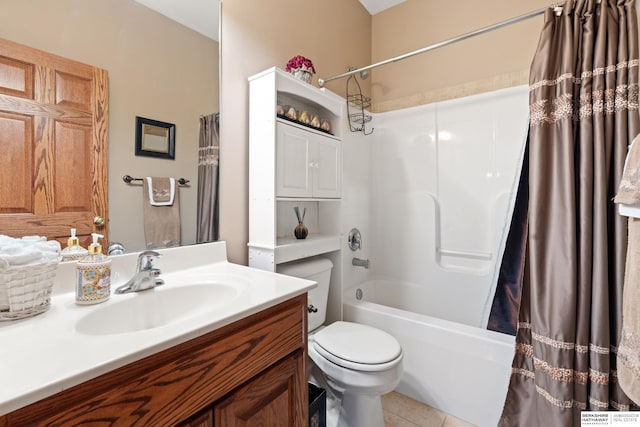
[437,248,492,261]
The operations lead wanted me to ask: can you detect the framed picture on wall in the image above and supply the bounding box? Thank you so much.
[135,116,176,159]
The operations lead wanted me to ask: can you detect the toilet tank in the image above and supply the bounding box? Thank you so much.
[277,257,333,332]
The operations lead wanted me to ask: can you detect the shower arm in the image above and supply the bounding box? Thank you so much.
[318,3,570,87]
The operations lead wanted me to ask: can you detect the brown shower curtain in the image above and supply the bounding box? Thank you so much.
[196,113,220,243]
[499,1,640,425]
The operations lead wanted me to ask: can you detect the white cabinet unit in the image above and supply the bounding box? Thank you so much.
[276,122,341,198]
[248,67,344,271]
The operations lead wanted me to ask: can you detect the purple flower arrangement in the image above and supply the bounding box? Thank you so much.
[285,55,316,74]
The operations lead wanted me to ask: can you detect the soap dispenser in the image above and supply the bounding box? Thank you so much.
[61,228,88,262]
[76,233,111,305]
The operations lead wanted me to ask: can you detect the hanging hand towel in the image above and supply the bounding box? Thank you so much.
[142,177,180,249]
[146,177,175,206]
[614,134,640,405]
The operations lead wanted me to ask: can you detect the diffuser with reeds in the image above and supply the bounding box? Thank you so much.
[293,206,308,239]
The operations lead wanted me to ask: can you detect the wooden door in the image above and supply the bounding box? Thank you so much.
[0,37,108,247]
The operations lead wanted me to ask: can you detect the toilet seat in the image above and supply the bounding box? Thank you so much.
[311,321,402,372]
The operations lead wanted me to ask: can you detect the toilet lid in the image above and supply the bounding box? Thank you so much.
[312,321,402,365]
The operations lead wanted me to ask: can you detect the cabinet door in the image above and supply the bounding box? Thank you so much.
[314,137,341,198]
[178,408,213,427]
[276,123,312,197]
[276,122,341,199]
[214,352,306,427]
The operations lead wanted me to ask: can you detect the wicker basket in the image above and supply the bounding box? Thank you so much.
[0,258,59,321]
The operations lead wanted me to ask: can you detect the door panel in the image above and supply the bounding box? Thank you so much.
[54,121,91,212]
[0,112,32,213]
[214,352,305,427]
[0,55,33,98]
[55,71,92,110]
[0,37,108,246]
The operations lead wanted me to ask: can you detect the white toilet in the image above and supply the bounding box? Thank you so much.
[278,258,403,427]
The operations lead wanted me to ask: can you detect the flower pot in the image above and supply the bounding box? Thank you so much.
[291,68,313,83]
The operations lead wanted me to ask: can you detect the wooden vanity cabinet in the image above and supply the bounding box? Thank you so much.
[1,294,308,427]
[214,352,304,426]
[178,353,304,427]
[178,410,213,427]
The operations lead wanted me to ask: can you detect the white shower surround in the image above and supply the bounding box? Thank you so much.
[340,85,529,426]
[369,85,529,327]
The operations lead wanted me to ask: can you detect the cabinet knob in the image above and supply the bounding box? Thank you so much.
[93,216,105,227]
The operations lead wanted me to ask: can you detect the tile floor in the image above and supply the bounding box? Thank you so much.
[382,392,476,427]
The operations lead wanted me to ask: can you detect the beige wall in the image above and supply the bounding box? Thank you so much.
[218,0,562,265]
[0,0,219,252]
[371,0,549,111]
[219,0,371,264]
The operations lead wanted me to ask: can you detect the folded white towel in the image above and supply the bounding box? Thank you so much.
[34,240,62,254]
[20,236,46,243]
[0,235,60,272]
[0,249,41,267]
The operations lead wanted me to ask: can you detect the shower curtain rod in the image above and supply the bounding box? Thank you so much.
[318,3,566,87]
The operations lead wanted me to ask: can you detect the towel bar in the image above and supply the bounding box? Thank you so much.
[123,175,189,185]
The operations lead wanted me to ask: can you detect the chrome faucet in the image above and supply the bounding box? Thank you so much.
[115,250,164,294]
[352,257,370,269]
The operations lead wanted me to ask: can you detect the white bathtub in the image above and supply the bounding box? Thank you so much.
[343,279,515,427]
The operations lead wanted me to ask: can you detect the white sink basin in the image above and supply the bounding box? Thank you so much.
[75,283,240,335]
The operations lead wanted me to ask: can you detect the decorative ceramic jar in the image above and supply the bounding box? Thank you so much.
[291,67,313,83]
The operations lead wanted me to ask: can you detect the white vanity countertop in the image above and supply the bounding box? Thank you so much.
[0,241,315,416]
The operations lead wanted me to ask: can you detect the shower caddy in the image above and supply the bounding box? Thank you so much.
[346,68,373,135]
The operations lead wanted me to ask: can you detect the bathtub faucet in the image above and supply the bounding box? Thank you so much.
[352,257,370,269]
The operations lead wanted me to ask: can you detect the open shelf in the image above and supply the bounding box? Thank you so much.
[276,116,340,141]
[274,234,341,264]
